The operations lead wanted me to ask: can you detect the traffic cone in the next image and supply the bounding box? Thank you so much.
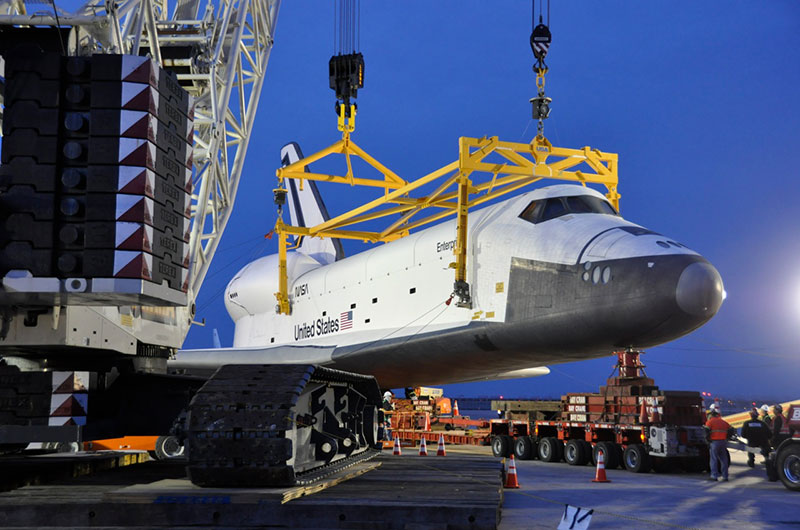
[393,435,402,456]
[504,454,520,488]
[650,406,661,424]
[436,433,447,456]
[639,401,649,424]
[453,400,460,417]
[592,449,611,483]
[419,437,428,456]
[423,412,431,432]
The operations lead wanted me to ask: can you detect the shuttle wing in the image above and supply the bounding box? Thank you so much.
[170,344,336,370]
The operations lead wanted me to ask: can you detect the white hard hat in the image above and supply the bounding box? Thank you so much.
[383,391,393,398]
[709,404,717,411]
[760,404,770,413]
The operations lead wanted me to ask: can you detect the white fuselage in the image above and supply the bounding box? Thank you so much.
[179,184,725,388]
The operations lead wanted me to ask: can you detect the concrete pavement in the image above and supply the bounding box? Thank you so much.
[498,447,798,529]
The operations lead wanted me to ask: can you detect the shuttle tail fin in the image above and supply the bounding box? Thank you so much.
[280,142,345,264]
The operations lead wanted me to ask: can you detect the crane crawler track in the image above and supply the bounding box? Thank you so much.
[185,364,382,487]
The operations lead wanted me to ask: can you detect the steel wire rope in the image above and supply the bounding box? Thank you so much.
[647,359,785,370]
[196,238,270,312]
[547,366,597,391]
[688,337,794,360]
[214,234,267,254]
[50,0,66,55]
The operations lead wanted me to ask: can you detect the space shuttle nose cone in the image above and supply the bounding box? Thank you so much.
[675,262,724,317]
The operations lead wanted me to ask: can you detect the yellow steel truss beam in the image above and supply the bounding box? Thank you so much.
[272,134,619,314]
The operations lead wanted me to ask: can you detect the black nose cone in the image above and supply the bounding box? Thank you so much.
[676,262,724,317]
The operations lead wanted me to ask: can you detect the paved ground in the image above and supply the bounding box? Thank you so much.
[497,447,799,530]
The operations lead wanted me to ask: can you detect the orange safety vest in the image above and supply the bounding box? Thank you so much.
[705,416,731,441]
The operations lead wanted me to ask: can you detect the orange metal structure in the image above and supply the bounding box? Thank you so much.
[83,436,158,452]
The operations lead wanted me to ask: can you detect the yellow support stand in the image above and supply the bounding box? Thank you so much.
[275,218,292,316]
[273,132,619,314]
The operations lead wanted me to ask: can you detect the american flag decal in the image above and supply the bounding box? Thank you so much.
[340,311,353,330]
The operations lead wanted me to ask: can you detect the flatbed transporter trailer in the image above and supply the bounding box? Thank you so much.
[489,351,709,474]
[491,416,708,473]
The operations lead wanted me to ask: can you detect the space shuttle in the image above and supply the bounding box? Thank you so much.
[171,143,725,388]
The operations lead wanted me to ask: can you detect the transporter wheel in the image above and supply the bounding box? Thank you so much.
[623,444,651,473]
[564,440,588,466]
[776,444,800,492]
[491,435,510,458]
[154,435,185,460]
[594,442,620,470]
[538,437,563,463]
[514,436,534,460]
[444,423,454,431]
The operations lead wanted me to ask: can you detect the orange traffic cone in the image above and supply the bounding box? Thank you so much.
[592,449,611,483]
[419,437,428,456]
[639,401,649,424]
[504,454,520,488]
[423,412,431,432]
[650,406,661,424]
[453,400,460,417]
[393,435,402,456]
[436,433,447,456]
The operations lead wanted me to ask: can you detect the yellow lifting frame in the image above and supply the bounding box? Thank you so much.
[272,134,619,315]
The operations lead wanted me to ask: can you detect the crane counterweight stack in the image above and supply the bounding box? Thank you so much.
[0,0,281,453]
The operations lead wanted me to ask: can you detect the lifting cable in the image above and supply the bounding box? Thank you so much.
[530,0,552,139]
[331,0,364,129]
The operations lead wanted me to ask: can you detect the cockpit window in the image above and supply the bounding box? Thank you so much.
[541,198,567,222]
[519,195,618,224]
[566,196,594,214]
[580,195,618,216]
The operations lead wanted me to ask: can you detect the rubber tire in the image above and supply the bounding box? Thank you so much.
[564,440,588,466]
[491,435,509,458]
[154,435,184,460]
[776,444,800,492]
[538,437,563,463]
[514,436,534,460]
[623,444,651,473]
[594,442,620,470]
[444,423,454,431]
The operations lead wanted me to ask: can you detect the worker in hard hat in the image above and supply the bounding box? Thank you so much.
[740,408,770,468]
[706,403,719,420]
[704,408,732,481]
[770,404,790,448]
[381,390,395,441]
[759,404,773,430]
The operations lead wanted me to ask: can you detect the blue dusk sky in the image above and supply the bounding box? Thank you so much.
[184,2,800,401]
